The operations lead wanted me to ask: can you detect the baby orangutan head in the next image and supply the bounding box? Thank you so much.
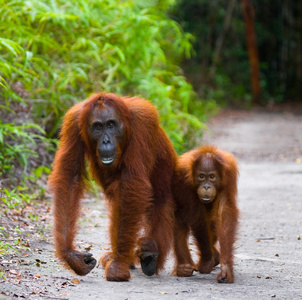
[193,152,223,204]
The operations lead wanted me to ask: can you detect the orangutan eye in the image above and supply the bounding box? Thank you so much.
[93,122,103,130]
[199,174,205,179]
[107,120,116,129]
[209,174,216,180]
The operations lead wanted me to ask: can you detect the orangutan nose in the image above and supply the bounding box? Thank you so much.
[204,184,210,190]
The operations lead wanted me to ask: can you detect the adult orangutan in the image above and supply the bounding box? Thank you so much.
[48,92,177,281]
[172,145,239,283]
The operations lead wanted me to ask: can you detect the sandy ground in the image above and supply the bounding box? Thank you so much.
[1,107,302,299]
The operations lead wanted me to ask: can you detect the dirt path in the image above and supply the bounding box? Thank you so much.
[1,107,302,299]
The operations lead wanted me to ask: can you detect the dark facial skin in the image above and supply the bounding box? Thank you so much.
[89,104,125,166]
[194,154,222,203]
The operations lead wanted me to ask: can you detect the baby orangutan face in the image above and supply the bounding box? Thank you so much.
[193,153,222,204]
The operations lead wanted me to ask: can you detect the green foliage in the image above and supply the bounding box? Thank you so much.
[0,227,20,255]
[0,121,47,176]
[0,186,35,209]
[0,240,14,255]
[0,0,211,154]
[1,188,23,209]
[31,166,51,178]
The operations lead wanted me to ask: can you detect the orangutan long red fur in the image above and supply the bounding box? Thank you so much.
[48,92,177,281]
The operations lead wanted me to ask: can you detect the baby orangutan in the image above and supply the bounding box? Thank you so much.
[173,145,239,283]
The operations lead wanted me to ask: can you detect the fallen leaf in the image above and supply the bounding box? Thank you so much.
[1,260,11,264]
[257,276,261,278]
[71,278,80,284]
[60,292,71,297]
[159,292,167,294]
[12,209,20,216]
[84,244,92,251]
[270,295,276,298]
[265,276,272,279]
[275,254,279,257]
[35,273,41,278]
[9,270,18,275]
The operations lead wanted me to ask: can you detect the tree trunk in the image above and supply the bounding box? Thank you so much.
[241,0,261,103]
[210,0,237,79]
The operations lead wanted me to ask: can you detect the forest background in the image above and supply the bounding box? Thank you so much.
[0,0,301,250]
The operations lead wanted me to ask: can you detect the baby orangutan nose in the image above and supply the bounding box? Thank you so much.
[204,184,211,190]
